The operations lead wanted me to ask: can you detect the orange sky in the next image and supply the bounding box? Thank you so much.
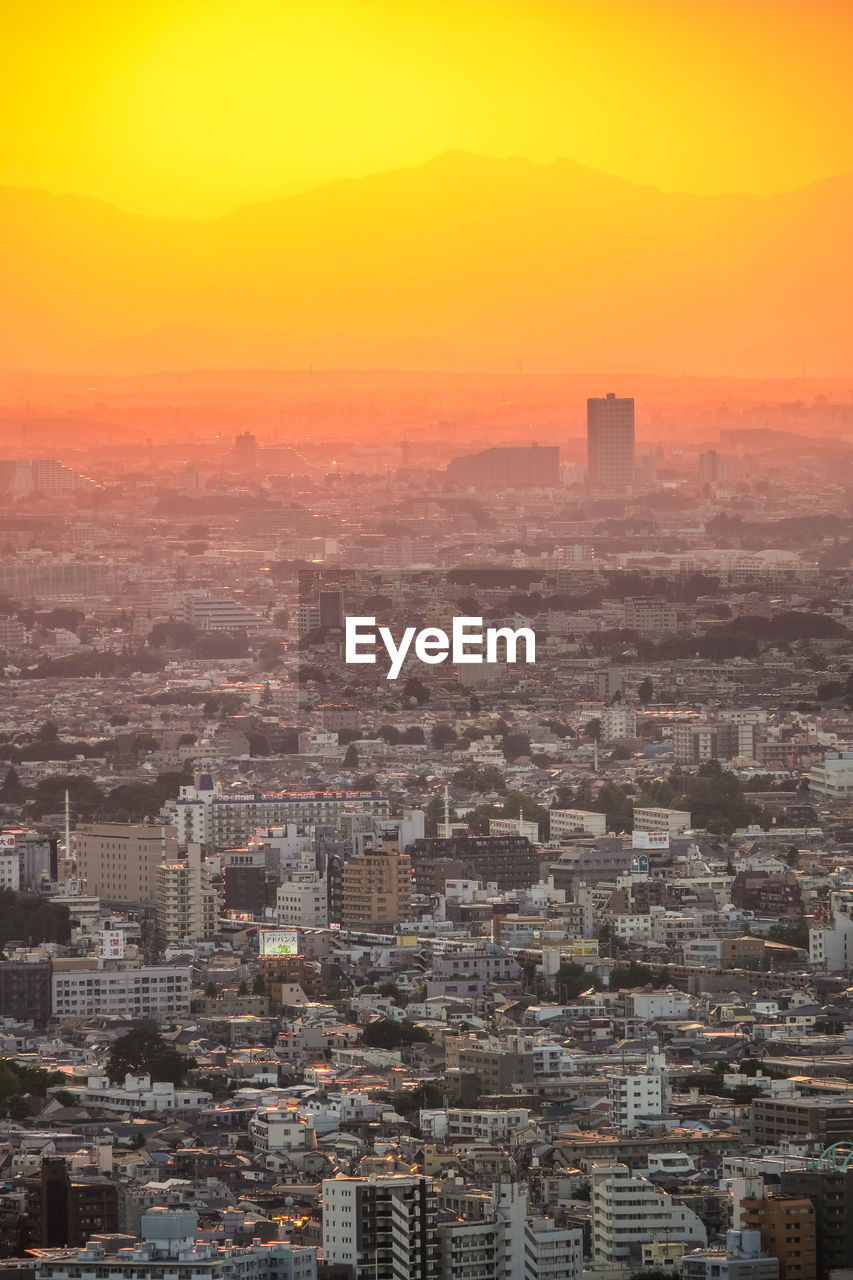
[3,0,853,217]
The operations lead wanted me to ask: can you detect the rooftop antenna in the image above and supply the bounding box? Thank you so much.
[593,740,599,773]
[65,789,71,863]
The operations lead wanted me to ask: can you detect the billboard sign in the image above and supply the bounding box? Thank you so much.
[98,928,125,960]
[632,830,669,851]
[0,835,16,850]
[260,929,300,956]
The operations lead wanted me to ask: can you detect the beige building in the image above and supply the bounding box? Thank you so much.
[76,822,178,903]
[340,841,412,930]
[155,843,217,949]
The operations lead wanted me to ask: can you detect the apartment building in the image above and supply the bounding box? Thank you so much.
[155,842,217,949]
[632,806,692,838]
[168,781,389,848]
[321,1175,440,1280]
[340,842,412,931]
[51,963,191,1020]
[739,1194,817,1280]
[591,1163,707,1267]
[549,809,607,839]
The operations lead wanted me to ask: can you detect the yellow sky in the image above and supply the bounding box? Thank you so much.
[2,0,853,217]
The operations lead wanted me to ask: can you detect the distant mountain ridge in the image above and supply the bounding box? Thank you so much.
[2,150,851,374]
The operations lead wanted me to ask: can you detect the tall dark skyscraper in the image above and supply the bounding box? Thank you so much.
[587,393,635,489]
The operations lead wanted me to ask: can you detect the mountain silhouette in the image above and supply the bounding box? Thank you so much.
[2,151,851,374]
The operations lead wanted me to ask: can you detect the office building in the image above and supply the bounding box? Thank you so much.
[340,842,412,930]
[752,1097,853,1147]
[322,1174,440,1280]
[587,393,635,489]
[76,822,178,904]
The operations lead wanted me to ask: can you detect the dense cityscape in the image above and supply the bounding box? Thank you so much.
[0,383,852,1280]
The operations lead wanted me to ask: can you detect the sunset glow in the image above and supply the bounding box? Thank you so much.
[3,0,853,217]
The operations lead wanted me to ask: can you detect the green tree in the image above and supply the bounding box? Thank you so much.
[252,973,266,996]
[106,1030,188,1086]
[361,1019,431,1048]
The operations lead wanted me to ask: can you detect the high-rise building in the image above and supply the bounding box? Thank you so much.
[322,1174,440,1280]
[340,842,412,930]
[587,393,635,489]
[155,843,217,949]
[76,822,178,904]
[318,588,344,628]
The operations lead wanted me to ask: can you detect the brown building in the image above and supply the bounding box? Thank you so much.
[340,842,412,930]
[27,1157,118,1247]
[780,1167,853,1280]
[410,835,541,892]
[0,958,51,1027]
[740,1194,817,1280]
[76,821,178,903]
[752,1098,853,1147]
[731,870,802,916]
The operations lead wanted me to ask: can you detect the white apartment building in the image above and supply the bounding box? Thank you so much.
[418,1107,530,1143]
[51,964,191,1020]
[155,842,217,949]
[591,1163,707,1267]
[79,1073,212,1116]
[609,1050,671,1133]
[249,1104,316,1155]
[601,704,637,741]
[167,782,389,848]
[810,890,853,972]
[277,876,328,928]
[808,751,853,799]
[549,809,607,839]
[626,990,691,1020]
[322,1175,441,1280]
[437,1182,581,1280]
[632,806,692,838]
